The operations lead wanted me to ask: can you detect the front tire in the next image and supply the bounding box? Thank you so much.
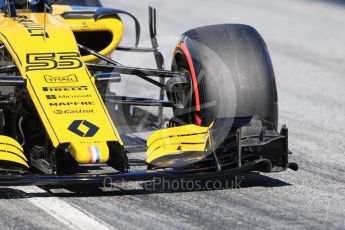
[171,24,278,128]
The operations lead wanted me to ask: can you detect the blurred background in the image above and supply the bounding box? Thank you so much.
[102,0,345,137]
[106,2,345,228]
[90,0,345,164]
[0,1,343,229]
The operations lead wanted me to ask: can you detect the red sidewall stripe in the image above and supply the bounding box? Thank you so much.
[178,42,202,125]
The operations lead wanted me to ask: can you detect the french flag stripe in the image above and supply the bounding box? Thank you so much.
[89,146,100,163]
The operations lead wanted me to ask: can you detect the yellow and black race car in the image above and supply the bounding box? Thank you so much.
[0,0,297,186]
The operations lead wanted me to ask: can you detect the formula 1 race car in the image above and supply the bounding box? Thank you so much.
[0,0,297,186]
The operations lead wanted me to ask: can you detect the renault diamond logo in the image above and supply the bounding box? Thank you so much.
[68,120,99,137]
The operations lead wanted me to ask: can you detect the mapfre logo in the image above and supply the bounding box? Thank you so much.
[49,101,94,106]
[45,74,78,83]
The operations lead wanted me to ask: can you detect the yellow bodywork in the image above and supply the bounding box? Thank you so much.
[0,136,28,171]
[0,12,122,164]
[146,124,213,168]
[52,5,124,62]
[0,7,210,171]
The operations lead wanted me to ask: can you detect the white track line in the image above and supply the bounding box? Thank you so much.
[18,186,113,230]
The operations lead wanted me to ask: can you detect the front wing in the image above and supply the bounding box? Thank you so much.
[0,117,297,186]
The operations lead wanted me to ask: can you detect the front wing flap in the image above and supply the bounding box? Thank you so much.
[146,117,293,173]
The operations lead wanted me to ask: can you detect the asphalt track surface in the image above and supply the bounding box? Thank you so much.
[1,0,345,229]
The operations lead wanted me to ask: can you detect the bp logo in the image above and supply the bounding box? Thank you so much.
[68,120,99,137]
